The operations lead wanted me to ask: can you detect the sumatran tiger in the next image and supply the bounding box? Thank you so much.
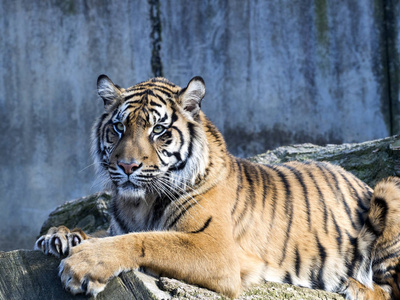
[35,75,400,299]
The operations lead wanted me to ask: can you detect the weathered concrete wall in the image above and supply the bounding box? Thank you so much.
[0,0,399,250]
[160,1,391,155]
[0,1,153,250]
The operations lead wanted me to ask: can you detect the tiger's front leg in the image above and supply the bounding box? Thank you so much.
[59,231,241,298]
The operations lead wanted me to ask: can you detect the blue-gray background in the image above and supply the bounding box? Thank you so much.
[1,0,399,250]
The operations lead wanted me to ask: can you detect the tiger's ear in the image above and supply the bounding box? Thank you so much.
[178,76,205,118]
[97,75,121,108]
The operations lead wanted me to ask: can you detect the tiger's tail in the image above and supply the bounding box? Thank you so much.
[343,177,400,300]
[367,177,400,299]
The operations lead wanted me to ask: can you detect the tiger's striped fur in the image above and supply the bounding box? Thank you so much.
[35,75,400,299]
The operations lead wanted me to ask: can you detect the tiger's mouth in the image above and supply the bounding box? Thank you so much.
[120,181,141,190]
[116,179,147,199]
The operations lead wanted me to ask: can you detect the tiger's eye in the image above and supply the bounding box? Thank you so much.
[113,122,125,134]
[153,125,166,134]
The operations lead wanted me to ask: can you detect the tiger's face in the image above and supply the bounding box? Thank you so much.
[92,75,209,200]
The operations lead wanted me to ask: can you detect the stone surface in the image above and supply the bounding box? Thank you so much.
[0,250,344,300]
[250,135,400,187]
[1,0,400,251]
[39,192,112,237]
[0,250,168,300]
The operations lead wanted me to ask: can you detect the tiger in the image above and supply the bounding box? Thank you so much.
[34,75,400,299]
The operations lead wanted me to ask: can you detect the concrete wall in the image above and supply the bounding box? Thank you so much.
[0,0,398,250]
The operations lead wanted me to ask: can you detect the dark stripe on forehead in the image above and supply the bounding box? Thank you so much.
[159,112,168,123]
[124,89,171,106]
[150,100,162,107]
[150,108,161,119]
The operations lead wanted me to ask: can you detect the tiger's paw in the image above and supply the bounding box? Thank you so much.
[34,226,87,258]
[58,237,134,296]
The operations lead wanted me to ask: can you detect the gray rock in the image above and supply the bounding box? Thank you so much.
[39,192,112,237]
[250,135,400,187]
[0,250,343,300]
[0,250,168,300]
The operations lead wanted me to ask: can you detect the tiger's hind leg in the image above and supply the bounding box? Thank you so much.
[343,278,391,300]
[369,177,400,299]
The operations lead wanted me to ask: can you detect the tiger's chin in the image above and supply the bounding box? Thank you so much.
[116,182,146,200]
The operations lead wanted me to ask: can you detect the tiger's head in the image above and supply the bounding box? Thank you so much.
[92,75,209,200]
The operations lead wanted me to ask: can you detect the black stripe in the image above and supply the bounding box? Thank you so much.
[167,124,189,172]
[259,167,269,211]
[139,240,146,257]
[153,88,175,100]
[154,93,168,105]
[237,161,257,223]
[105,128,115,144]
[150,100,162,107]
[185,123,195,161]
[373,248,400,265]
[273,166,293,265]
[316,235,326,290]
[170,110,178,124]
[283,272,293,284]
[295,247,301,277]
[338,171,368,212]
[149,108,161,120]
[231,159,243,216]
[373,196,388,230]
[330,210,343,249]
[281,165,311,230]
[307,169,328,233]
[151,197,171,227]
[124,90,148,101]
[309,262,318,289]
[262,165,280,222]
[158,112,168,124]
[205,120,223,145]
[319,164,358,230]
[123,89,154,102]
[190,217,212,234]
[345,231,360,277]
[155,151,168,166]
[164,190,201,230]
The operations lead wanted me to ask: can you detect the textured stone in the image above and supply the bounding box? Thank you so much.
[250,135,400,187]
[0,250,344,300]
[0,250,168,300]
[39,192,112,237]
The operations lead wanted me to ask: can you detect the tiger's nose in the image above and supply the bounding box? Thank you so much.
[117,161,142,175]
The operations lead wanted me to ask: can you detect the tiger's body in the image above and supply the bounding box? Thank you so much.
[35,76,400,299]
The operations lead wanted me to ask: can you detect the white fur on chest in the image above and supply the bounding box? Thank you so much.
[110,195,163,235]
